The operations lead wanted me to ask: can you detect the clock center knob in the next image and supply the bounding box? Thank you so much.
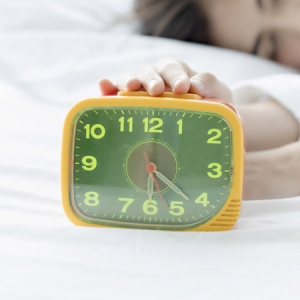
[146,162,156,173]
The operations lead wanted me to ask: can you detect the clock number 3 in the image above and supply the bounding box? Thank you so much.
[207,163,222,178]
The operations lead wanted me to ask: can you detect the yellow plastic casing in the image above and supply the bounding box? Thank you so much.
[61,92,244,231]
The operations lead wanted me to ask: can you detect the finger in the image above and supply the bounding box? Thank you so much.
[155,58,190,94]
[134,64,165,96]
[116,74,141,92]
[189,73,233,103]
[98,79,118,95]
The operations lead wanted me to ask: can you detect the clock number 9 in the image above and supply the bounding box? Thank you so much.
[82,156,97,171]
[207,163,222,178]
[84,124,106,139]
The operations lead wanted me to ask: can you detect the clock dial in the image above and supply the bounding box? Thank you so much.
[69,106,234,230]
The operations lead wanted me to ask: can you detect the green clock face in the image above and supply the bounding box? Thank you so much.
[69,106,234,230]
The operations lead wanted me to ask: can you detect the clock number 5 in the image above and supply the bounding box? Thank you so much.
[207,163,222,178]
[84,124,106,139]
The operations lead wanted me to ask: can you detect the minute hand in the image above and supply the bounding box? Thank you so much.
[154,170,189,200]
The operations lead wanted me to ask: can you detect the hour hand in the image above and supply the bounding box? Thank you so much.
[147,174,154,200]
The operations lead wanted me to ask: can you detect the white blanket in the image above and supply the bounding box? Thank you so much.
[1,1,300,299]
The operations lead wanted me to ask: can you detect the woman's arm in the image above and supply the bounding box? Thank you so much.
[236,99,299,152]
[99,58,300,199]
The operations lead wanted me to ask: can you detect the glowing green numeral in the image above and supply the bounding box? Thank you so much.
[207,163,222,178]
[118,198,134,213]
[119,117,133,132]
[207,129,222,144]
[169,201,184,216]
[195,193,210,207]
[84,124,105,139]
[143,117,163,133]
[143,199,158,215]
[177,119,183,134]
[84,191,99,206]
[82,156,97,171]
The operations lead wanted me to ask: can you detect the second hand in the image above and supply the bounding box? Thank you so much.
[143,152,168,210]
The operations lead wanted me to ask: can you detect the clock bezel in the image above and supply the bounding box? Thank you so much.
[61,93,244,231]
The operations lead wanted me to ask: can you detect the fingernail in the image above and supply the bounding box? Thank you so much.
[190,78,206,92]
[148,80,158,91]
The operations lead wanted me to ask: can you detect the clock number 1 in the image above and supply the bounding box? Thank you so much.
[177,119,183,134]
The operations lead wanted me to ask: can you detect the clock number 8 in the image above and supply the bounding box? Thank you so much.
[84,191,100,206]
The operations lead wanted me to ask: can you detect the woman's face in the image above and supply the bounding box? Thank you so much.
[203,0,300,68]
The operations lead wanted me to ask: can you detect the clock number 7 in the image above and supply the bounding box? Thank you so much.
[118,198,134,213]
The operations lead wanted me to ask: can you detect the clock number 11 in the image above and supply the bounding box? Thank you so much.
[119,117,133,132]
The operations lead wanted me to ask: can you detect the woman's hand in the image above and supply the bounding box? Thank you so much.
[99,57,232,103]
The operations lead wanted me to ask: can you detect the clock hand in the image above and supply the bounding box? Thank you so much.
[147,173,153,200]
[154,170,189,200]
[143,152,168,210]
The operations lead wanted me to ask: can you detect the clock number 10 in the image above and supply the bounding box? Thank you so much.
[84,124,106,139]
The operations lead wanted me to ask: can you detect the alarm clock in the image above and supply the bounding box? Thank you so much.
[61,92,244,231]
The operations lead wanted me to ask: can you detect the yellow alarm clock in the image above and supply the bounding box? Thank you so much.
[61,92,244,231]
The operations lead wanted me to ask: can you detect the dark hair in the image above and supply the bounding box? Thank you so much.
[134,0,210,44]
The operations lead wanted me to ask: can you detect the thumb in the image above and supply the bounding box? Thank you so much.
[189,73,232,103]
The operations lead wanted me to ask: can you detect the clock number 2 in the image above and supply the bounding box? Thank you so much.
[207,129,222,144]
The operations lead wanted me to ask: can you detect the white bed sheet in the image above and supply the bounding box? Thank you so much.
[1,1,300,299]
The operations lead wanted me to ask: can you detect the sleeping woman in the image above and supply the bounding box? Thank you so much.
[99,0,300,200]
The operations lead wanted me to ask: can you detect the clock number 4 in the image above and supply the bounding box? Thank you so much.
[195,193,210,207]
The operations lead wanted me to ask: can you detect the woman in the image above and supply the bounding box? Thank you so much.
[134,0,300,68]
[99,0,300,200]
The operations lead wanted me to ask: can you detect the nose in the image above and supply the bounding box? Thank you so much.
[264,3,300,32]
